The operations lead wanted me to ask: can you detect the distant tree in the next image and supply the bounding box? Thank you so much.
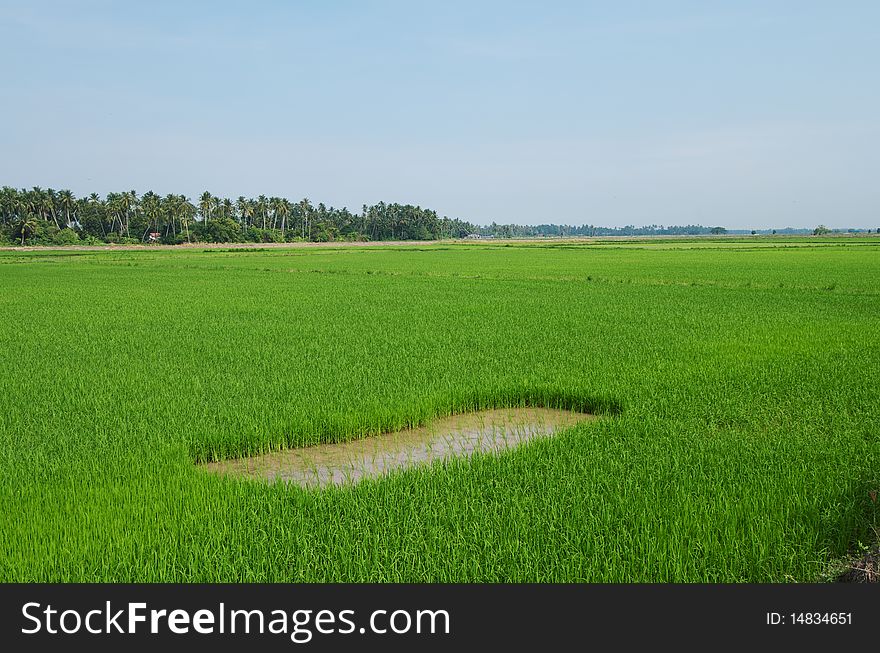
[236,197,254,229]
[272,197,291,239]
[6,185,784,247]
[813,225,831,235]
[219,198,234,221]
[298,198,313,240]
[52,228,80,245]
[198,216,241,243]
[57,189,76,228]
[14,214,38,245]
[257,195,269,230]
[140,191,161,241]
[178,196,196,242]
[199,191,215,226]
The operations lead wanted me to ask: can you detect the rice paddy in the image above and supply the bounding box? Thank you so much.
[1,237,878,582]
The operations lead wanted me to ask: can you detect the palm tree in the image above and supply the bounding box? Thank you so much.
[57,189,76,228]
[26,187,47,225]
[257,195,269,230]
[272,197,291,238]
[161,194,178,237]
[127,190,139,237]
[199,191,214,225]
[298,198,312,240]
[45,188,60,229]
[235,196,249,227]
[220,198,234,221]
[106,192,121,235]
[140,191,161,240]
[108,190,138,237]
[178,195,196,242]
[16,214,38,245]
[85,193,108,237]
[0,187,20,226]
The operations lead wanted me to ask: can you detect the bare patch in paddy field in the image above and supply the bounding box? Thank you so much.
[202,407,595,488]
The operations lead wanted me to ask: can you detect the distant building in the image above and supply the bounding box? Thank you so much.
[148,232,161,242]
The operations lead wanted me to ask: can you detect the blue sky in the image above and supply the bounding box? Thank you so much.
[1,1,878,228]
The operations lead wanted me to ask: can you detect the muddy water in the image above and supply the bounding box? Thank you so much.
[202,407,594,488]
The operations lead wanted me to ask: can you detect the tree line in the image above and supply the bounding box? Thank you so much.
[472,223,728,237]
[0,185,781,246]
[0,187,476,245]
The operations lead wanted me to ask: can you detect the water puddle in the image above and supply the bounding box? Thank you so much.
[202,407,595,488]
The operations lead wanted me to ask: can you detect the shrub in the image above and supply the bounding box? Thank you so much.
[52,228,81,245]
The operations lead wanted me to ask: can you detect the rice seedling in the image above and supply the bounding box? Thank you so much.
[1,238,878,581]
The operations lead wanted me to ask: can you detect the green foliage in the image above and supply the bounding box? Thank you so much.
[51,228,81,245]
[1,240,878,582]
[256,228,285,243]
[0,186,475,244]
[191,216,243,243]
[161,233,187,245]
[0,186,752,246]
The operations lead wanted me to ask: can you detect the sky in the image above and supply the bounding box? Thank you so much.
[1,1,878,229]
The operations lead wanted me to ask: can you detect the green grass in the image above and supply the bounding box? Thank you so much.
[1,238,878,581]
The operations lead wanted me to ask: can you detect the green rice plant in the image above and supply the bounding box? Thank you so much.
[0,238,878,581]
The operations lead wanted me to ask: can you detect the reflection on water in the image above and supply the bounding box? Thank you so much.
[201,407,595,488]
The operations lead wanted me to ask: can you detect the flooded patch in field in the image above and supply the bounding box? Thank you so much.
[202,407,595,488]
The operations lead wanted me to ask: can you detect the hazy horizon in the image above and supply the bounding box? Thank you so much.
[2,1,878,230]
